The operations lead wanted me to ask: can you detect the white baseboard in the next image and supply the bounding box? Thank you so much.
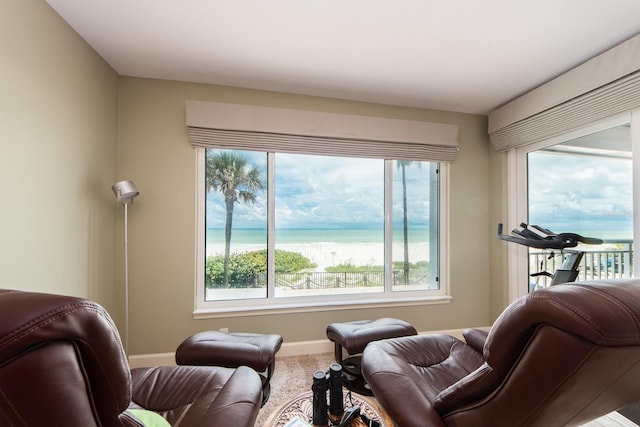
[127,327,490,368]
[128,352,176,369]
[277,338,335,357]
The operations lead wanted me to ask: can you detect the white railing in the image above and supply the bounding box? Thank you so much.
[528,240,633,288]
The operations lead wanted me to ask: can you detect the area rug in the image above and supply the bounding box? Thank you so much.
[256,352,638,426]
[255,352,334,426]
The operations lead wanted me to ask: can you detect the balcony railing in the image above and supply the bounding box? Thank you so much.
[528,239,633,288]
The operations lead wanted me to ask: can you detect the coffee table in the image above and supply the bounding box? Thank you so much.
[264,390,392,426]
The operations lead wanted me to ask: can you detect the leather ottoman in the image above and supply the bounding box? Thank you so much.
[176,331,283,405]
[326,318,417,395]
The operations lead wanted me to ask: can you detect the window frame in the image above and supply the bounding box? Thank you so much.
[507,112,637,302]
[194,148,451,317]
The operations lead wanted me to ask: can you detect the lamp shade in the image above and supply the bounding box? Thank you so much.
[112,180,139,204]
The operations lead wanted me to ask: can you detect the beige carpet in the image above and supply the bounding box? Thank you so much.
[256,352,335,426]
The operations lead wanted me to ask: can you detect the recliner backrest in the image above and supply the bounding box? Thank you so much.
[434,279,640,425]
[0,289,132,426]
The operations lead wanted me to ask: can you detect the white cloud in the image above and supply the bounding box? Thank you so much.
[206,151,434,230]
[528,152,632,237]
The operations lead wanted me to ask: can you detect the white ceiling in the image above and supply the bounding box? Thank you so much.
[45,0,640,115]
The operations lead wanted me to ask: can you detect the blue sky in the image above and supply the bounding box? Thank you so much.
[205,150,432,230]
[528,151,632,239]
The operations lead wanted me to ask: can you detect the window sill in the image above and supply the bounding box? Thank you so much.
[193,294,452,319]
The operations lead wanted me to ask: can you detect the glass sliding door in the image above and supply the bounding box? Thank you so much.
[515,123,633,292]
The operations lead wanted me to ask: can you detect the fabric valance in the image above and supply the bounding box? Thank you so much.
[186,100,459,162]
[489,33,640,151]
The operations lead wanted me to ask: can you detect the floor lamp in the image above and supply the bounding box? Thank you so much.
[112,180,139,354]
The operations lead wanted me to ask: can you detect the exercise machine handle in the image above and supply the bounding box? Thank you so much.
[496,223,603,250]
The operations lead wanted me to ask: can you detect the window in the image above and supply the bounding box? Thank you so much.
[188,100,457,314]
[509,116,636,298]
[195,149,447,314]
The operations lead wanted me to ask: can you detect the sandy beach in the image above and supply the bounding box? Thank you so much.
[206,242,429,271]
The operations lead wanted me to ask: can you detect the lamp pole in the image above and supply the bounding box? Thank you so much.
[123,201,130,354]
[112,180,139,355]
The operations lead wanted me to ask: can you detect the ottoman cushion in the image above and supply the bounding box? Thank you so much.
[326,318,417,355]
[175,331,282,372]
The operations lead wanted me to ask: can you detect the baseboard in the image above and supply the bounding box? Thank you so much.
[277,339,335,357]
[127,327,490,368]
[128,352,176,369]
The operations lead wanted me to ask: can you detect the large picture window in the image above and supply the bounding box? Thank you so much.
[188,100,456,314]
[196,148,446,313]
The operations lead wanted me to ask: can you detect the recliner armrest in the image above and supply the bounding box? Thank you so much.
[130,365,262,427]
[463,328,489,354]
[434,363,494,415]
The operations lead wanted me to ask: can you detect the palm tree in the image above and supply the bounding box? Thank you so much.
[206,151,264,287]
[397,161,420,285]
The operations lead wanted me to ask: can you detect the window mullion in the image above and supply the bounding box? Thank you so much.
[267,152,276,298]
[384,160,393,292]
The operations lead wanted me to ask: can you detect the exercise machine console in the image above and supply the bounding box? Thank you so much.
[497,223,603,286]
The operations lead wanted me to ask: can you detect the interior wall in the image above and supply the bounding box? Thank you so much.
[117,77,493,355]
[488,149,510,320]
[0,1,119,312]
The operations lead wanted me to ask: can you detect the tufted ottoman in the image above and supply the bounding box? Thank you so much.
[175,331,282,405]
[326,318,417,395]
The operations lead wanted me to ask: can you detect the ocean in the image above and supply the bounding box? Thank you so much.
[206,228,430,245]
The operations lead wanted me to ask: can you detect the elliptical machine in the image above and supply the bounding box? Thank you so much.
[497,223,603,287]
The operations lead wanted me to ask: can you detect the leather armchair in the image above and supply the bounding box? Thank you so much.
[0,289,262,426]
[362,278,640,427]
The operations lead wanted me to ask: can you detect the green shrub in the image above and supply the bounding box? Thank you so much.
[205,249,316,288]
[243,249,317,273]
[392,260,429,271]
[205,254,258,288]
[325,263,383,272]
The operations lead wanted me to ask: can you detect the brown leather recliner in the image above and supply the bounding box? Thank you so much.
[0,289,263,426]
[362,278,640,427]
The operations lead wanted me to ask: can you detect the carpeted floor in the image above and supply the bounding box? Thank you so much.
[256,352,335,426]
[256,352,640,426]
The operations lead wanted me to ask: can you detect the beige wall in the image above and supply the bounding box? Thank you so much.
[0,1,119,312]
[2,0,504,356]
[118,78,494,354]
[488,148,510,320]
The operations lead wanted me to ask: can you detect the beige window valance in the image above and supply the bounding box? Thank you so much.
[186,100,459,162]
[489,33,640,151]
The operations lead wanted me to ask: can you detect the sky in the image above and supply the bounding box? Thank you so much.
[205,150,433,230]
[528,151,632,239]
[205,148,633,240]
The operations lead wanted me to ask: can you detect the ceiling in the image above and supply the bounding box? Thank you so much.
[44,0,640,115]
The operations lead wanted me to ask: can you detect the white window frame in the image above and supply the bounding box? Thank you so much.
[194,148,451,317]
[507,112,638,302]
